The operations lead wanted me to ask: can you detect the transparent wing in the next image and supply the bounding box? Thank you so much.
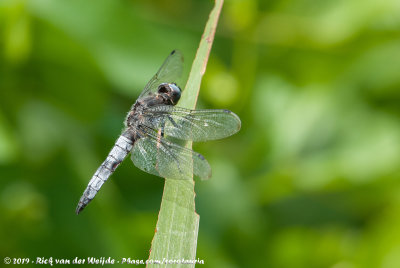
[131,127,211,180]
[138,50,184,99]
[141,105,241,142]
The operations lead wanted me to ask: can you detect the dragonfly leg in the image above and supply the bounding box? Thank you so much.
[166,115,179,129]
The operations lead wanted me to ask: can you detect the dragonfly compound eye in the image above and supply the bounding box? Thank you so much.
[169,83,181,104]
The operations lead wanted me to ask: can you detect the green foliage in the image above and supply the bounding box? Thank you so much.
[1,0,400,267]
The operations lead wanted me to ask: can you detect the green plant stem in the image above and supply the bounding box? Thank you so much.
[147,1,224,267]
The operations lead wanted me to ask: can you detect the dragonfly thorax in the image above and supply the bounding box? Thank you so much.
[125,84,180,129]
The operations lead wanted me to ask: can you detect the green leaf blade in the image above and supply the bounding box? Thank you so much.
[148,1,224,267]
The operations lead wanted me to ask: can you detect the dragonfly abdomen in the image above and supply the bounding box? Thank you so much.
[76,135,133,214]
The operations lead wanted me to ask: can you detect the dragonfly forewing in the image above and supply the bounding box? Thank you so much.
[142,106,241,142]
[138,50,183,99]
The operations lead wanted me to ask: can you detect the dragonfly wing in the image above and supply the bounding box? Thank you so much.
[141,105,241,141]
[131,127,211,180]
[138,50,184,99]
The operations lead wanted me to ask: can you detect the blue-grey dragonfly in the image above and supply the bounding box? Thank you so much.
[76,50,241,214]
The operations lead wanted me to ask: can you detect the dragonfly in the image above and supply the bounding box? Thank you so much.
[76,50,241,214]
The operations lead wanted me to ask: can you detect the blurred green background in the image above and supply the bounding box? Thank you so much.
[1,0,400,267]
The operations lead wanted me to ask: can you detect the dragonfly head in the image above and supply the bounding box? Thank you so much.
[157,83,181,105]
